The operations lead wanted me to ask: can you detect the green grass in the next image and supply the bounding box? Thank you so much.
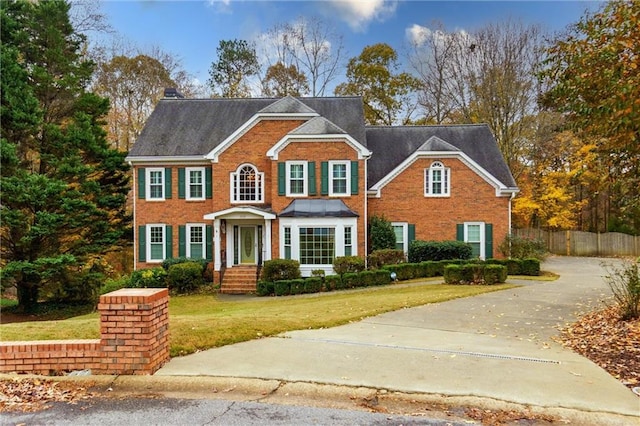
[1,280,516,357]
[1,298,18,308]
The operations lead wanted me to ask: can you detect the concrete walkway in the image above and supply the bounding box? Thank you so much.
[156,257,639,422]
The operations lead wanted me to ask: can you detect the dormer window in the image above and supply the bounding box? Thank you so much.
[231,164,264,203]
[425,161,450,197]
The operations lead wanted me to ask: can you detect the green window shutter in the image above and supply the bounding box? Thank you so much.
[178,168,185,199]
[350,161,359,194]
[278,162,286,195]
[456,224,464,241]
[165,168,172,199]
[138,168,146,199]
[178,225,186,257]
[408,224,416,246]
[165,225,173,259]
[205,167,212,199]
[485,223,493,259]
[321,161,329,195]
[308,161,317,195]
[205,225,213,261]
[138,225,146,262]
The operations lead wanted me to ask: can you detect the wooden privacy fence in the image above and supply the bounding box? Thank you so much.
[514,228,640,257]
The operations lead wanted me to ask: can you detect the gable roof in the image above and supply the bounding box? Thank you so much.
[128,96,366,158]
[279,199,359,217]
[365,125,517,190]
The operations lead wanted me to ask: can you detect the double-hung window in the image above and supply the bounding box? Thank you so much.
[392,223,408,252]
[286,161,307,196]
[425,161,450,197]
[186,167,205,200]
[147,168,165,200]
[329,161,350,196]
[299,227,335,265]
[187,224,205,259]
[465,222,484,259]
[147,224,166,262]
[232,164,264,203]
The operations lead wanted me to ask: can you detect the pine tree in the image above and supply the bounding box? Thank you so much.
[1,1,130,312]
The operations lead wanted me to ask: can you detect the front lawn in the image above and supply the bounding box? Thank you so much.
[0,280,515,357]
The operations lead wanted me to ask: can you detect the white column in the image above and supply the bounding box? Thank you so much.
[214,218,221,271]
[264,219,272,261]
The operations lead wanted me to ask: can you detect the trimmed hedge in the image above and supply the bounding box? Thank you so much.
[408,240,473,262]
[368,249,406,269]
[256,280,274,297]
[167,262,205,293]
[324,275,341,291]
[261,259,301,281]
[333,256,366,275]
[444,263,508,285]
[304,277,323,293]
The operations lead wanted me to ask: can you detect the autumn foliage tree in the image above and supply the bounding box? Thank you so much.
[540,0,640,234]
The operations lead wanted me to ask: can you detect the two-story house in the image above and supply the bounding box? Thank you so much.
[126,92,518,293]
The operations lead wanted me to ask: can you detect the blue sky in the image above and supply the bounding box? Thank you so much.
[98,0,600,90]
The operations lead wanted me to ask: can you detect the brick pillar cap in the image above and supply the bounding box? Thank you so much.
[100,288,168,304]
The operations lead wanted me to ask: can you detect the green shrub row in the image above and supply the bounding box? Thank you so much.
[443,264,507,285]
[408,240,473,263]
[382,258,540,280]
[258,269,391,296]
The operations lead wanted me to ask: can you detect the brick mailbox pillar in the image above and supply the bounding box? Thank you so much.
[98,288,169,375]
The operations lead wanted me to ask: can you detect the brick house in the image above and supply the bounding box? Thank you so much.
[126,93,518,293]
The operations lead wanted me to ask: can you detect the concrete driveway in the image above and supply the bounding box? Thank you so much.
[156,256,639,422]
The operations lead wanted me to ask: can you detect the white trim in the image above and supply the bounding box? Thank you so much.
[130,161,137,270]
[185,167,205,200]
[391,222,409,253]
[369,151,515,198]
[286,160,308,197]
[204,206,276,221]
[206,113,319,162]
[267,134,372,160]
[279,217,358,276]
[464,222,485,260]
[125,156,208,164]
[328,160,350,197]
[146,224,166,263]
[424,161,450,197]
[230,163,265,203]
[186,223,206,259]
[146,168,165,201]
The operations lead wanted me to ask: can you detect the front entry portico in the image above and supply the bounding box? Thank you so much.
[203,206,276,277]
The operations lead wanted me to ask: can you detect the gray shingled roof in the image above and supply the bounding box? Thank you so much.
[258,96,317,114]
[279,199,359,217]
[289,116,348,136]
[128,97,366,157]
[365,125,517,189]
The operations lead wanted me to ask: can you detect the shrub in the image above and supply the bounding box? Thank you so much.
[483,265,508,285]
[162,257,208,271]
[256,280,274,297]
[603,260,640,320]
[167,262,204,294]
[368,249,405,269]
[333,256,365,275]
[371,269,392,286]
[498,235,548,260]
[274,280,291,296]
[341,272,360,288]
[51,270,103,305]
[130,267,167,288]
[409,241,473,262]
[290,278,305,295]
[461,263,484,283]
[100,276,130,295]
[444,265,464,284]
[261,259,301,281]
[369,215,396,252]
[324,275,341,291]
[419,261,442,277]
[304,277,323,294]
[521,258,541,276]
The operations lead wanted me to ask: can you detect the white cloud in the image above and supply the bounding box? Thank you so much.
[327,0,398,32]
[207,0,232,14]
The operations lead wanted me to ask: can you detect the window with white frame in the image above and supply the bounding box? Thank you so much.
[465,222,484,259]
[186,167,205,200]
[187,224,205,259]
[283,227,291,259]
[392,222,408,252]
[344,226,353,256]
[424,161,450,196]
[299,227,335,265]
[329,161,350,196]
[286,161,307,196]
[147,168,164,200]
[147,224,166,262]
[232,164,264,203]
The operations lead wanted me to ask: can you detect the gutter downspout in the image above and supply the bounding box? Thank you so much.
[130,161,137,271]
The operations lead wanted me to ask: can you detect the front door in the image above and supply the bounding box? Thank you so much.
[239,226,256,264]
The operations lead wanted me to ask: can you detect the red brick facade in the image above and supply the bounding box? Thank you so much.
[0,289,169,375]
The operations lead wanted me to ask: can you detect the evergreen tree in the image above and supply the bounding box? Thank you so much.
[0,1,130,312]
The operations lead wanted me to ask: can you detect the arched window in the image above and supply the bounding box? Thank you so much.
[232,164,264,203]
[424,161,450,196]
